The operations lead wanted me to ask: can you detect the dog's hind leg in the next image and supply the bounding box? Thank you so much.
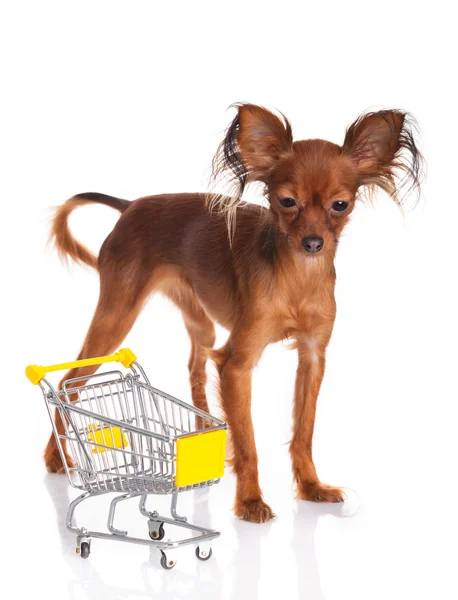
[165,282,216,414]
[44,267,154,473]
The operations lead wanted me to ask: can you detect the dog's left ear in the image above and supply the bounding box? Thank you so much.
[208,103,293,239]
[235,104,293,181]
[342,110,422,201]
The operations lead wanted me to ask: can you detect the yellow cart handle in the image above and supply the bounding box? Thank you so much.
[25,348,137,385]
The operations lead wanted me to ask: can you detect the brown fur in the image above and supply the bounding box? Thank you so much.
[44,105,422,522]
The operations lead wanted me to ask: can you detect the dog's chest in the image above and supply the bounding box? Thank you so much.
[270,272,336,340]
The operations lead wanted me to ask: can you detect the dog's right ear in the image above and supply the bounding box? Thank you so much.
[235,104,293,183]
[208,104,293,236]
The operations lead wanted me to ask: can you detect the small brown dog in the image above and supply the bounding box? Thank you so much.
[45,104,422,522]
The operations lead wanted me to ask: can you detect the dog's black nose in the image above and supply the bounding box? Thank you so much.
[302,236,324,253]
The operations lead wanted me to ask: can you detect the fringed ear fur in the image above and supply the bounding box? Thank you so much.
[207,103,293,240]
[342,109,423,206]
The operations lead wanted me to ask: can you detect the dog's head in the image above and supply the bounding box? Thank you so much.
[209,104,422,255]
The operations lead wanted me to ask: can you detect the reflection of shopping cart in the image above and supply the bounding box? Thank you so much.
[26,348,227,569]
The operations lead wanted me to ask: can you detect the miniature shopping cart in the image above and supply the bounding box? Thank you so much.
[26,348,227,569]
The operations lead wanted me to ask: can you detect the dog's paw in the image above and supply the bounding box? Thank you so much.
[45,458,65,474]
[234,497,276,523]
[298,481,345,503]
[45,452,74,474]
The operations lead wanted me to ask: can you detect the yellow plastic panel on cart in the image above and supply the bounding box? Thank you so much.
[87,425,128,453]
[175,429,226,487]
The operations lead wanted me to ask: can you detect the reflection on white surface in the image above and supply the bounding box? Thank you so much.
[43,476,223,599]
[40,473,364,600]
[8,386,458,600]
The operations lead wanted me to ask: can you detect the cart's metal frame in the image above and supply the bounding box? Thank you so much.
[36,356,226,568]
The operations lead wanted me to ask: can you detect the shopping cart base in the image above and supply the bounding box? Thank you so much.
[67,489,220,568]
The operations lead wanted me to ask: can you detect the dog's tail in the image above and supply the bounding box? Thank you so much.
[50,192,131,270]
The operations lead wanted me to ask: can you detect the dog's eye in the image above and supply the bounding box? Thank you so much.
[279,197,297,208]
[331,200,349,212]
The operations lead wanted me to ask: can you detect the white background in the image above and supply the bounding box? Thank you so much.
[1,1,457,599]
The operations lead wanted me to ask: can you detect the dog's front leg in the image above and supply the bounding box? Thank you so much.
[290,339,344,503]
[214,327,274,523]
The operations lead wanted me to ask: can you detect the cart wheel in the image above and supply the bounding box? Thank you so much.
[160,551,176,570]
[195,546,212,561]
[149,522,165,541]
[80,542,90,559]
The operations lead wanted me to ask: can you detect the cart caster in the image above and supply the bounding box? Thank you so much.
[80,542,90,559]
[148,520,165,541]
[195,545,212,561]
[76,536,91,559]
[160,551,177,570]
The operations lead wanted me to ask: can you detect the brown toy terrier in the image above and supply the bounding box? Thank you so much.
[45,104,422,522]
